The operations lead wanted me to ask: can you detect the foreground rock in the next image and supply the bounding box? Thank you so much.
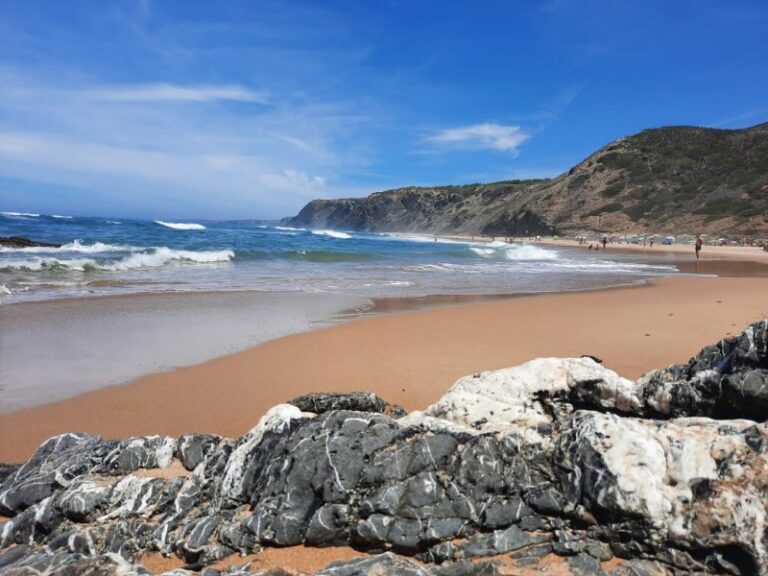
[1,321,767,575]
[0,236,61,249]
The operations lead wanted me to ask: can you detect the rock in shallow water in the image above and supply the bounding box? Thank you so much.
[1,319,767,575]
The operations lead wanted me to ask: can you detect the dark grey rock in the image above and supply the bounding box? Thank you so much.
[177,434,222,471]
[0,236,61,249]
[288,392,407,417]
[637,319,768,420]
[316,552,430,575]
[433,561,500,576]
[568,552,607,576]
[1,321,767,575]
[0,466,18,485]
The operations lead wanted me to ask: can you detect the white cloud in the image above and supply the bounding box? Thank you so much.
[80,83,268,104]
[0,132,325,193]
[0,68,374,217]
[427,123,530,152]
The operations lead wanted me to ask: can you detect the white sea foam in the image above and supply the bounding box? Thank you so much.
[51,215,73,219]
[0,240,140,254]
[469,244,559,261]
[504,245,559,260]
[470,247,497,257]
[106,248,234,270]
[155,220,206,230]
[382,233,470,245]
[0,284,10,295]
[0,248,234,272]
[107,221,121,224]
[1,211,40,217]
[0,257,100,272]
[274,225,305,232]
[553,261,676,272]
[312,229,352,239]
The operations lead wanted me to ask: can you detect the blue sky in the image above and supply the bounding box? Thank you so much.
[1,0,766,219]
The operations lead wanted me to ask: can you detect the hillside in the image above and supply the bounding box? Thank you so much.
[287,122,768,237]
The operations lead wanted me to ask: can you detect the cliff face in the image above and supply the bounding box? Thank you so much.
[287,123,768,236]
[289,180,555,237]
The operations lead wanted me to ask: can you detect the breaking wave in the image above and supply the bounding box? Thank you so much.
[0,240,140,254]
[274,226,305,232]
[1,211,40,218]
[311,229,352,239]
[470,244,559,261]
[381,234,471,245]
[0,248,234,272]
[51,215,73,219]
[155,221,206,230]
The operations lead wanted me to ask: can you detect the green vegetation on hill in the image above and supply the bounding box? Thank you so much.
[288,122,768,236]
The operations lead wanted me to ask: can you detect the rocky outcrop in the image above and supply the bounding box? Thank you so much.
[286,122,768,237]
[1,320,768,575]
[0,236,61,249]
[287,392,407,417]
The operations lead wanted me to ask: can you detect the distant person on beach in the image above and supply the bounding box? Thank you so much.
[602,236,607,249]
[649,239,654,247]
[695,234,703,260]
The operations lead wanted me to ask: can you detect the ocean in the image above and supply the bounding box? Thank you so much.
[1,211,679,303]
[0,211,683,410]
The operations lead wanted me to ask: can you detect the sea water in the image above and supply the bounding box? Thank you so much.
[0,212,679,303]
[0,213,684,409]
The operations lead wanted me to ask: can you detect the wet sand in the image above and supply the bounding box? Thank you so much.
[1,275,767,463]
[0,290,369,413]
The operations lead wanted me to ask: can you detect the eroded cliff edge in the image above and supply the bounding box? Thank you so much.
[1,320,767,575]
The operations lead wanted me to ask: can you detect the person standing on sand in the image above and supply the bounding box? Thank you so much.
[695,234,703,260]
[602,235,608,250]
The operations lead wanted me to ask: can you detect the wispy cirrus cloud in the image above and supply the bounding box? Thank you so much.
[426,123,530,152]
[0,68,370,218]
[80,83,269,104]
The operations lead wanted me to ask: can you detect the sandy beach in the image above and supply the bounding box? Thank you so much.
[540,236,768,262]
[1,274,767,463]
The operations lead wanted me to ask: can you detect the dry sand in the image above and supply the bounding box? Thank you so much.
[1,275,767,463]
[139,543,605,575]
[540,236,768,262]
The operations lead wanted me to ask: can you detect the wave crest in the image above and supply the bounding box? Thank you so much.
[274,226,305,232]
[469,244,559,261]
[0,248,234,272]
[1,211,40,218]
[312,229,352,239]
[0,240,140,254]
[155,220,206,230]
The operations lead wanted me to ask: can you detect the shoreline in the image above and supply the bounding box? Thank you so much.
[2,274,767,463]
[1,231,684,416]
[0,280,650,414]
[539,236,768,261]
[0,290,371,414]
